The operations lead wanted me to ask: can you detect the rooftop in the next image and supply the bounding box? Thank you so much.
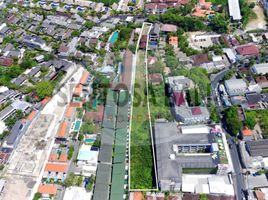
[38,184,57,195]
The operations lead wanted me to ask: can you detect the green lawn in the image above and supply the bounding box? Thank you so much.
[182,168,217,174]
[130,51,155,189]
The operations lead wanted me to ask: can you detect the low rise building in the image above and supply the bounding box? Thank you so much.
[224,79,247,96]
[252,63,268,74]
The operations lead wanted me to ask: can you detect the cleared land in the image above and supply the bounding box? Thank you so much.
[130,49,155,189]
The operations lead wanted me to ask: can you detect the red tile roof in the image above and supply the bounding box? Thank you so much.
[57,121,68,138]
[80,71,90,85]
[236,44,259,56]
[74,84,83,96]
[38,184,57,195]
[173,91,185,106]
[26,110,37,121]
[65,105,75,118]
[191,107,202,115]
[0,57,13,67]
[45,163,68,173]
[242,127,253,136]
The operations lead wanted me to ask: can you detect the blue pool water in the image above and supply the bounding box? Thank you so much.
[84,138,95,143]
[109,31,119,44]
[74,120,82,131]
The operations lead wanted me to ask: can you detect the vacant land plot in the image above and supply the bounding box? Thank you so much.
[130,50,155,189]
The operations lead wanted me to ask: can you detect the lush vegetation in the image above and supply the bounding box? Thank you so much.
[186,88,202,106]
[80,121,97,134]
[171,67,211,98]
[67,145,74,160]
[223,106,243,136]
[35,81,54,99]
[149,84,173,121]
[245,110,268,137]
[89,0,119,6]
[64,173,83,187]
[240,0,257,27]
[182,168,217,174]
[131,52,155,189]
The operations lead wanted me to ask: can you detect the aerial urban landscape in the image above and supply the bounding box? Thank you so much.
[1,0,268,199]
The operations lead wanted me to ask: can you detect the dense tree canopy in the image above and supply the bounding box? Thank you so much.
[35,81,54,99]
[224,106,243,136]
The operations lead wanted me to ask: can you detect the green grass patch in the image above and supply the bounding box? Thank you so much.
[182,168,217,174]
[130,51,155,189]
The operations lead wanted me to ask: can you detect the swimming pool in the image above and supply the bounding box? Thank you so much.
[109,31,119,44]
[84,138,95,144]
[74,120,82,132]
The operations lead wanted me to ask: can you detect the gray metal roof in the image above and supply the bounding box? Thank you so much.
[154,122,218,187]
[6,120,25,145]
[92,184,109,200]
[101,128,115,146]
[95,163,112,185]
[98,144,113,163]
[246,140,268,157]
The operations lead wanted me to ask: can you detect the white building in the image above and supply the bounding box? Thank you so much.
[252,63,268,74]
[228,0,242,21]
[224,79,247,96]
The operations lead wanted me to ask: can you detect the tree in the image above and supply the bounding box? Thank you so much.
[224,106,243,136]
[35,81,54,99]
[71,30,81,37]
[78,133,84,141]
[148,15,159,23]
[67,145,74,160]
[200,193,208,200]
[210,14,229,33]
[80,123,96,134]
[33,193,42,200]
[86,175,95,191]
[64,172,75,187]
[166,56,179,69]
[84,21,95,29]
[245,112,257,129]
[20,56,36,69]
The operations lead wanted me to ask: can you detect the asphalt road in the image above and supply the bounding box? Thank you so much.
[228,138,246,200]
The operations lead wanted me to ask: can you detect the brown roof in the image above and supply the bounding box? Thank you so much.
[70,101,83,108]
[255,190,265,200]
[256,75,268,83]
[38,184,57,195]
[57,121,68,138]
[85,105,104,123]
[169,36,178,45]
[59,154,67,162]
[65,105,75,118]
[149,73,163,84]
[80,71,89,85]
[132,192,143,200]
[242,126,253,136]
[161,24,177,32]
[26,110,37,121]
[236,44,259,56]
[182,194,199,200]
[45,163,68,173]
[74,84,83,96]
[49,153,57,161]
[192,53,209,65]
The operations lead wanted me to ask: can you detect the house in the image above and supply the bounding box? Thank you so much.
[0,56,13,67]
[4,119,28,149]
[129,192,143,200]
[139,35,147,49]
[252,63,268,74]
[161,24,177,33]
[240,127,253,141]
[11,76,27,86]
[56,121,68,140]
[246,93,262,108]
[255,76,268,88]
[145,3,168,14]
[236,44,259,57]
[246,140,268,157]
[224,79,247,96]
[43,163,68,180]
[149,24,160,49]
[38,184,58,196]
[23,35,47,50]
[192,53,209,66]
[169,36,178,47]
[149,73,163,85]
[0,100,31,121]
[0,90,20,105]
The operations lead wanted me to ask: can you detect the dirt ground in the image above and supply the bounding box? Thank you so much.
[245,0,267,31]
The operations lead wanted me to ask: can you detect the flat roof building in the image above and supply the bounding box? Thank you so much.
[228,0,242,20]
[224,79,247,96]
[252,63,268,74]
[154,122,227,191]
